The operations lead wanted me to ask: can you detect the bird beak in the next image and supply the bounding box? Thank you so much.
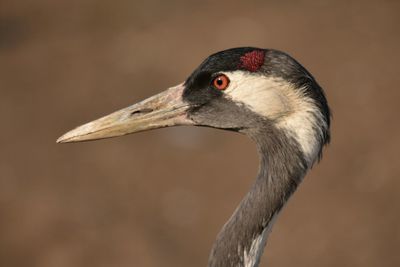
[57,83,193,143]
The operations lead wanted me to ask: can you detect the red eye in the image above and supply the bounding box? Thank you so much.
[212,74,230,90]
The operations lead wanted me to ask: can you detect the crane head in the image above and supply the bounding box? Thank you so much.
[57,47,330,165]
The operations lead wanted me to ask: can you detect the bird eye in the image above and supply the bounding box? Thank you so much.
[212,74,230,90]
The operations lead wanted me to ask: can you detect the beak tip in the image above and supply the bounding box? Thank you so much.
[56,134,69,144]
[56,130,79,144]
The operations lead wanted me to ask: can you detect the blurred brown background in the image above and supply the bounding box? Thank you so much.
[1,0,399,266]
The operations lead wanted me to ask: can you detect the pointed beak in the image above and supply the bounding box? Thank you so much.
[57,83,194,143]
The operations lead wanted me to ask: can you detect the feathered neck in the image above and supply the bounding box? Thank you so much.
[208,124,308,267]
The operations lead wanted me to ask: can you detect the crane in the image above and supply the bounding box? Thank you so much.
[57,47,331,267]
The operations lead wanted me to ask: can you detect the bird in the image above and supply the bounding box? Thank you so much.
[57,47,331,267]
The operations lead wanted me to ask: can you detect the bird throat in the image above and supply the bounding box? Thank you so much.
[208,124,308,267]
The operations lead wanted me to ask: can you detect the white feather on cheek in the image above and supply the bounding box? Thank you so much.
[222,71,325,166]
[224,72,291,119]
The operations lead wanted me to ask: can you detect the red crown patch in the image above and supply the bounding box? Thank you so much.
[239,50,265,72]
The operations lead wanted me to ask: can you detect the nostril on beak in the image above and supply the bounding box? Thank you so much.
[130,108,154,117]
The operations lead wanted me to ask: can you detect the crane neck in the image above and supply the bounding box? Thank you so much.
[208,124,308,267]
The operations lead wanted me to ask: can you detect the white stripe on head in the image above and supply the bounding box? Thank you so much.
[222,71,327,166]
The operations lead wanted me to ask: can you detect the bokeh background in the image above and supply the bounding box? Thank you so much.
[1,0,399,266]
